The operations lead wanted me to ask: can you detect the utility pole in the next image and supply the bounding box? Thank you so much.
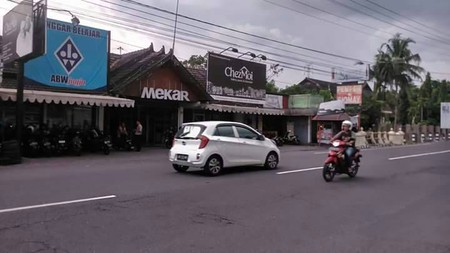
[171,0,180,56]
[117,46,124,55]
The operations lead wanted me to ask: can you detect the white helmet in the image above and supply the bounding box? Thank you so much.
[342,120,352,128]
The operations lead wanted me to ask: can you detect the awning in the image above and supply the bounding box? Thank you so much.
[0,88,134,108]
[312,112,351,121]
[202,103,284,115]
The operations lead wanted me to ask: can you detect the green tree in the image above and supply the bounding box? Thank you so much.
[372,33,424,126]
[266,80,280,93]
[182,54,207,69]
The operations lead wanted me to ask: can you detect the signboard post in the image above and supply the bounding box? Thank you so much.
[206,52,266,105]
[2,0,46,152]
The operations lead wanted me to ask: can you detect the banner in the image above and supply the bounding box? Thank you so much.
[441,102,450,129]
[264,94,283,109]
[336,85,363,105]
[24,19,109,91]
[207,52,266,104]
[2,0,34,65]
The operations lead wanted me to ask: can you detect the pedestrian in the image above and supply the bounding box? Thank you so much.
[134,120,143,152]
[317,125,324,146]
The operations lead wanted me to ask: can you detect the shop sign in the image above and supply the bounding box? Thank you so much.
[141,87,189,101]
[336,85,363,105]
[207,52,266,104]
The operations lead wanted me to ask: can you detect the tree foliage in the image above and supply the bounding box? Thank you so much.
[181,54,207,69]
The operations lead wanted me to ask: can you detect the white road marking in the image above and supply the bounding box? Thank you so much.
[314,143,435,155]
[277,167,322,175]
[388,150,450,161]
[0,195,117,214]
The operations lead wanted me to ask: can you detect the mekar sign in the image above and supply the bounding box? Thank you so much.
[141,87,190,101]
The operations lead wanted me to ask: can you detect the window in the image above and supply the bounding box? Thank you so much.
[214,125,235,137]
[235,126,259,139]
[176,124,205,139]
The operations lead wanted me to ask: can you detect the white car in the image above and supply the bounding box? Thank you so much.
[169,121,280,176]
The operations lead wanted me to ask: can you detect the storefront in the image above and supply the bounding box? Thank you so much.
[0,87,134,141]
[312,112,352,144]
[108,45,212,145]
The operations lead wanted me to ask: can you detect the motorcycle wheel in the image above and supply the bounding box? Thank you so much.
[347,162,359,178]
[103,147,110,155]
[322,163,335,182]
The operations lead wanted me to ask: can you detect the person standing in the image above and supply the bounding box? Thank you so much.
[134,120,143,152]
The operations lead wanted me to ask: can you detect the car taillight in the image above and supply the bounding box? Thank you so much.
[198,135,209,149]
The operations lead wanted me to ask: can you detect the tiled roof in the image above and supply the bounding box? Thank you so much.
[109,44,170,93]
[298,77,338,93]
[187,67,207,88]
[312,112,351,121]
[109,44,212,101]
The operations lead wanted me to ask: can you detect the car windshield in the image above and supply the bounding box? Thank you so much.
[175,124,205,139]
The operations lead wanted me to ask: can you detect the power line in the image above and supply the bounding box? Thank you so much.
[363,0,450,39]
[262,0,388,41]
[117,0,369,63]
[45,0,450,77]
[330,0,450,51]
[46,4,337,78]
[347,0,450,42]
[88,0,362,71]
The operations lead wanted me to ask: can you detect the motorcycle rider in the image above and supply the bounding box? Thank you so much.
[329,120,356,169]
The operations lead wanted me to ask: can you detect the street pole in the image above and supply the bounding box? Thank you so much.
[15,60,25,154]
[171,0,180,55]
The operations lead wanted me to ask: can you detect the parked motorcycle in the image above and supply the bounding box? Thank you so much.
[272,135,284,146]
[322,140,362,182]
[282,131,300,145]
[163,127,175,149]
[23,124,40,157]
[67,129,82,156]
[83,128,112,155]
[51,126,69,156]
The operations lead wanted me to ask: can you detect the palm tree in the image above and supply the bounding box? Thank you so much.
[372,33,424,126]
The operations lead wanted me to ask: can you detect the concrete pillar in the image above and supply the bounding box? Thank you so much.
[97,106,104,131]
[177,106,184,128]
[43,103,48,124]
[257,115,263,133]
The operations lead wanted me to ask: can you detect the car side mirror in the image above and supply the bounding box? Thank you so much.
[257,134,265,141]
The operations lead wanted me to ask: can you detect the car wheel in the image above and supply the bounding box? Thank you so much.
[264,152,279,170]
[172,164,189,173]
[204,155,223,176]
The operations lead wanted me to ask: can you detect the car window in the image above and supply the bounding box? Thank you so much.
[175,125,205,139]
[235,126,259,139]
[213,125,236,137]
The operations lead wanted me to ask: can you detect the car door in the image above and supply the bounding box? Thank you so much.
[211,124,241,167]
[234,125,267,165]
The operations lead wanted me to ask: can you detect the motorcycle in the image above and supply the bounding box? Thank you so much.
[23,124,40,157]
[83,128,112,155]
[272,135,284,146]
[67,129,82,156]
[283,131,300,145]
[163,128,175,149]
[322,140,362,182]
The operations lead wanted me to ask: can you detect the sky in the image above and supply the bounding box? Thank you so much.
[1,0,450,89]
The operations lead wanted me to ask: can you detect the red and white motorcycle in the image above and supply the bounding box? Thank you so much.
[322,140,362,182]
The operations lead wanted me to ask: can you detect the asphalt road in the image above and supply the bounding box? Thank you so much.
[0,142,449,253]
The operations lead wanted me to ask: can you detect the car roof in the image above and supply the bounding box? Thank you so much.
[182,121,249,127]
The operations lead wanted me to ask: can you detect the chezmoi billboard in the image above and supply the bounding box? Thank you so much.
[441,102,450,129]
[2,0,34,65]
[207,52,266,104]
[24,19,109,92]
